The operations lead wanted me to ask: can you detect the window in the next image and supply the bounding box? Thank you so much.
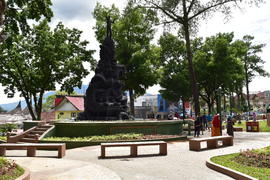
[71,112,77,117]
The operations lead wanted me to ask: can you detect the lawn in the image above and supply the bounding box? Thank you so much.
[42,133,144,142]
[0,136,7,141]
[211,146,270,180]
[233,120,270,132]
[0,157,24,180]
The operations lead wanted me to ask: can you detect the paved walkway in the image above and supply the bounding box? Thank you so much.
[9,131,270,180]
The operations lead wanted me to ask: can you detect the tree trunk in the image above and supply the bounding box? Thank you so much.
[223,95,226,112]
[36,92,44,120]
[207,101,212,115]
[129,89,135,116]
[182,21,200,117]
[24,96,37,120]
[244,58,251,112]
[182,98,186,120]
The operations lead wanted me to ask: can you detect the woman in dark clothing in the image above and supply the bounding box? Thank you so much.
[194,116,202,137]
[227,117,234,137]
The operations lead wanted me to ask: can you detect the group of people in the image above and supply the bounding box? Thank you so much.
[194,113,234,137]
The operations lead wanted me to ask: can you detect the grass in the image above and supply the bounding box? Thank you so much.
[233,120,270,132]
[0,136,7,141]
[42,133,144,142]
[0,157,24,180]
[211,146,270,180]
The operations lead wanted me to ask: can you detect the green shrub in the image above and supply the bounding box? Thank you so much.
[42,133,143,142]
[0,124,18,136]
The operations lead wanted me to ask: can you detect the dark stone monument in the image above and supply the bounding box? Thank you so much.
[78,17,129,120]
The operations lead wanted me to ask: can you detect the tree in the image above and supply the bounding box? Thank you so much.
[193,33,245,114]
[0,20,95,120]
[136,0,265,116]
[158,33,191,118]
[93,1,160,116]
[232,36,269,112]
[0,0,53,42]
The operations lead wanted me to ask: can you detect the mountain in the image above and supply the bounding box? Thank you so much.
[0,85,88,111]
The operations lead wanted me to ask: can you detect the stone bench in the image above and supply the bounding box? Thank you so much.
[233,127,243,132]
[100,141,167,158]
[189,136,233,151]
[0,143,66,158]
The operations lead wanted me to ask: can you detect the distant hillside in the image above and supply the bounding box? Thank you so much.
[0,85,88,111]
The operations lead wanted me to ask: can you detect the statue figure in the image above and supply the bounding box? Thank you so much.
[78,16,129,120]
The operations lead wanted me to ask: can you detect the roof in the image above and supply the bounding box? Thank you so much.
[65,96,84,111]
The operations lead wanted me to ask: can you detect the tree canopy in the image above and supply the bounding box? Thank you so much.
[0,20,95,120]
[135,0,265,116]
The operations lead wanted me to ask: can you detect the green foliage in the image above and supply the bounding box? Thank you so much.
[1,0,53,42]
[0,157,24,180]
[158,33,191,103]
[193,32,245,113]
[211,150,270,180]
[42,133,143,142]
[0,123,17,135]
[0,20,95,120]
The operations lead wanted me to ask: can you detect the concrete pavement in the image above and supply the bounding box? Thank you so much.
[9,131,270,180]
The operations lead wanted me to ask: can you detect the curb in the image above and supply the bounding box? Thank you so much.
[206,158,257,180]
[15,166,30,180]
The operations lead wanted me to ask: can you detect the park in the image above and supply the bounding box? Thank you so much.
[1,0,270,180]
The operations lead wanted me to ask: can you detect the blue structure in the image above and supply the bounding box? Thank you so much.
[157,94,169,112]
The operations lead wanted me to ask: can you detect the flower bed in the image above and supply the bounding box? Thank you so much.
[0,157,24,180]
[211,146,270,180]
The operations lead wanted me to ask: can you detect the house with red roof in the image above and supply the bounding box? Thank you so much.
[54,95,84,120]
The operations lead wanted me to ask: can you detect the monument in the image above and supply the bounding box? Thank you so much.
[78,17,129,120]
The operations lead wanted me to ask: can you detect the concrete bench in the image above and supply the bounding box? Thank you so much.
[0,143,66,158]
[189,136,233,151]
[100,141,167,158]
[233,127,243,132]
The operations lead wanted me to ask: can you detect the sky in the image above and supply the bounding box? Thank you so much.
[1,0,270,104]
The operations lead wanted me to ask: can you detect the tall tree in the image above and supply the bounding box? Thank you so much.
[158,33,191,118]
[136,0,264,116]
[0,20,95,120]
[93,1,159,116]
[0,0,53,42]
[194,33,245,114]
[232,36,269,112]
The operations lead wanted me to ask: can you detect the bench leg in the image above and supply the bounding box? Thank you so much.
[189,141,201,151]
[27,147,36,157]
[0,148,6,156]
[101,146,106,158]
[223,138,233,146]
[130,146,137,157]
[159,143,167,155]
[58,145,66,158]
[207,140,217,149]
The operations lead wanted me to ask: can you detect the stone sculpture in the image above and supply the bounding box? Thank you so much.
[78,17,129,120]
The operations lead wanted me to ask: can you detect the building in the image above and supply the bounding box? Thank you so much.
[54,95,84,120]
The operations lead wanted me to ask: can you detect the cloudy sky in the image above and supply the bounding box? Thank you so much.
[1,0,270,104]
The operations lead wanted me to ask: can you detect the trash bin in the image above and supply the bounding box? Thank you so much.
[267,108,270,126]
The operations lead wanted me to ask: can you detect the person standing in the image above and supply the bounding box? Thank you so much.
[253,112,257,122]
[194,116,202,137]
[211,114,221,136]
[226,116,234,137]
